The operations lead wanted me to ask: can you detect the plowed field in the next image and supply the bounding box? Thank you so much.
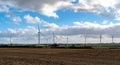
[0,48,119,65]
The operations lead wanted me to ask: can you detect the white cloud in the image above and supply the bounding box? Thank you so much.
[0,0,73,18]
[0,0,120,19]
[24,14,41,24]
[73,22,99,28]
[1,0,120,43]
[0,26,37,37]
[0,26,38,43]
[0,5,9,13]
[50,21,120,36]
[75,0,117,12]
[114,10,120,20]
[1,21,120,43]
[23,15,59,30]
[102,20,108,25]
[41,4,59,18]
[42,21,59,30]
[12,17,22,24]
[0,5,9,12]
[73,0,120,20]
[40,0,72,18]
[7,28,17,34]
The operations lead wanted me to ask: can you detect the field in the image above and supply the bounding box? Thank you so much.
[0,48,120,65]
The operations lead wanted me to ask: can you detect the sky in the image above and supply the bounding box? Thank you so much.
[0,0,120,44]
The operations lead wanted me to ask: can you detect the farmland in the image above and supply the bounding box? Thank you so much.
[0,48,120,65]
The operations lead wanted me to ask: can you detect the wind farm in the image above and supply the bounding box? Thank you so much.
[0,24,120,65]
[0,25,120,49]
[0,0,120,65]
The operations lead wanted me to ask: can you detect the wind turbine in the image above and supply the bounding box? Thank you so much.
[65,35,68,48]
[112,35,114,43]
[9,32,13,46]
[53,32,55,44]
[38,24,40,44]
[10,35,12,45]
[84,34,87,44]
[99,33,102,48]
[100,34,102,43]
[67,35,68,44]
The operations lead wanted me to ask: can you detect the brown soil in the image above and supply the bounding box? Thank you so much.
[0,48,119,65]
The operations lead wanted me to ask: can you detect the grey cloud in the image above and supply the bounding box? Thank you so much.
[0,0,73,18]
[1,0,120,19]
[1,22,120,43]
[43,22,120,38]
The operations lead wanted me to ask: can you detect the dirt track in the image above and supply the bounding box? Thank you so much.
[0,48,119,65]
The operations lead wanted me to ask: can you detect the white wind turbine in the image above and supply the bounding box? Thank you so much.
[38,24,40,44]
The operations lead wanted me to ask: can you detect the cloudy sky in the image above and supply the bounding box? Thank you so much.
[0,0,120,44]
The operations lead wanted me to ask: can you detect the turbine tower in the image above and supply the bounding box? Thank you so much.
[10,35,12,45]
[66,35,68,48]
[100,34,102,43]
[53,32,55,44]
[9,32,13,45]
[84,34,87,44]
[112,35,114,43]
[67,35,68,44]
[38,24,40,44]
